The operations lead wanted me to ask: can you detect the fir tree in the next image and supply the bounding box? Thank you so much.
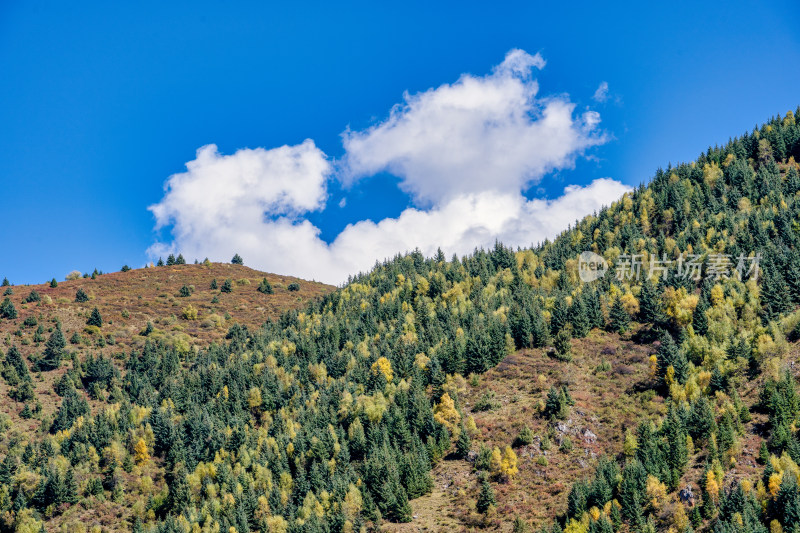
[210,278,218,290]
[456,424,472,459]
[50,278,58,288]
[569,297,590,338]
[1,277,8,286]
[220,279,233,293]
[553,328,572,361]
[87,307,102,327]
[550,298,568,335]
[157,257,164,266]
[175,253,186,265]
[476,475,497,514]
[609,297,630,333]
[638,277,662,324]
[75,288,89,302]
[166,254,176,266]
[37,324,65,371]
[0,297,16,319]
[693,295,709,335]
[231,253,244,265]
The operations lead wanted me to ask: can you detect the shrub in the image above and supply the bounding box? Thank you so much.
[257,278,274,294]
[474,391,502,412]
[209,278,218,290]
[514,425,535,447]
[23,316,37,328]
[178,285,193,297]
[66,270,81,281]
[182,305,198,320]
[75,288,89,302]
[236,278,250,286]
[25,290,41,303]
[287,282,301,292]
[560,437,573,453]
[231,253,243,265]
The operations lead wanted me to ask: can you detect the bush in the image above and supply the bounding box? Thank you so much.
[560,437,573,453]
[257,278,274,294]
[474,391,502,412]
[236,278,250,286]
[182,305,198,320]
[514,426,535,447]
[23,316,37,328]
[25,290,41,303]
[287,282,300,292]
[65,271,81,281]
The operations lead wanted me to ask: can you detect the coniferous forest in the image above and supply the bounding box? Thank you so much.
[3,110,800,532]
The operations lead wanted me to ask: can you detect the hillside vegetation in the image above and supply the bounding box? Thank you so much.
[2,109,800,533]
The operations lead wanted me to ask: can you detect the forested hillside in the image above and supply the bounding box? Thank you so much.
[2,109,800,533]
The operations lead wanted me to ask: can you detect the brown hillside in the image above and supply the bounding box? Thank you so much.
[0,263,333,430]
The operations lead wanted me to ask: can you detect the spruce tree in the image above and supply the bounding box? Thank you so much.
[638,277,662,324]
[609,298,630,333]
[553,328,572,362]
[0,298,16,319]
[75,288,89,302]
[37,324,65,371]
[476,475,497,514]
[531,311,549,348]
[175,254,186,265]
[210,278,218,290]
[569,297,590,338]
[550,298,568,335]
[693,295,709,335]
[456,424,471,459]
[157,257,164,266]
[231,253,244,265]
[166,254,176,266]
[87,307,102,327]
[220,279,233,293]
[50,278,58,288]
[1,277,8,286]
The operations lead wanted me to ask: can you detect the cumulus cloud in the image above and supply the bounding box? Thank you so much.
[342,49,605,205]
[148,50,629,284]
[593,81,609,103]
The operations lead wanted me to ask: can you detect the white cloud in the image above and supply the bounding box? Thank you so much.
[593,81,609,103]
[342,49,605,206]
[148,50,628,285]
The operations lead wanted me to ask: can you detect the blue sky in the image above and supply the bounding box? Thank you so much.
[2,1,799,285]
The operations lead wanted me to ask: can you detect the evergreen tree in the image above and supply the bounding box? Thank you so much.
[656,332,688,387]
[231,253,244,265]
[50,278,58,288]
[456,424,471,459]
[553,328,572,361]
[638,277,662,324]
[476,475,497,514]
[257,278,274,294]
[210,278,218,290]
[166,254,176,266]
[569,297,590,338]
[157,257,164,266]
[550,298,568,335]
[220,279,233,293]
[0,297,16,319]
[178,284,192,297]
[531,311,549,348]
[37,324,65,371]
[75,288,89,302]
[87,307,102,327]
[1,277,8,286]
[693,295,709,335]
[175,254,186,265]
[608,297,630,333]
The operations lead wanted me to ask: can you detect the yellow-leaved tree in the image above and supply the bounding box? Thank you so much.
[370,357,393,382]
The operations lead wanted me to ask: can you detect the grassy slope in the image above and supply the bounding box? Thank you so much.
[0,263,333,435]
[385,327,800,532]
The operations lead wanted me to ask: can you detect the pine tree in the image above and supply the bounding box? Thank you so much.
[609,298,630,333]
[175,254,186,265]
[257,278,274,294]
[656,332,688,387]
[0,298,16,319]
[456,424,472,459]
[75,288,89,302]
[166,254,176,266]
[50,278,58,288]
[1,277,8,286]
[693,295,709,335]
[210,278,218,290]
[231,253,244,265]
[87,307,102,327]
[220,279,233,293]
[550,298,568,335]
[37,324,65,371]
[157,257,164,266]
[178,284,192,297]
[476,475,497,514]
[553,328,572,361]
[638,277,662,324]
[569,297,590,338]
[531,311,549,348]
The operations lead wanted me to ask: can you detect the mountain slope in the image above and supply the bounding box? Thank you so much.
[2,109,800,533]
